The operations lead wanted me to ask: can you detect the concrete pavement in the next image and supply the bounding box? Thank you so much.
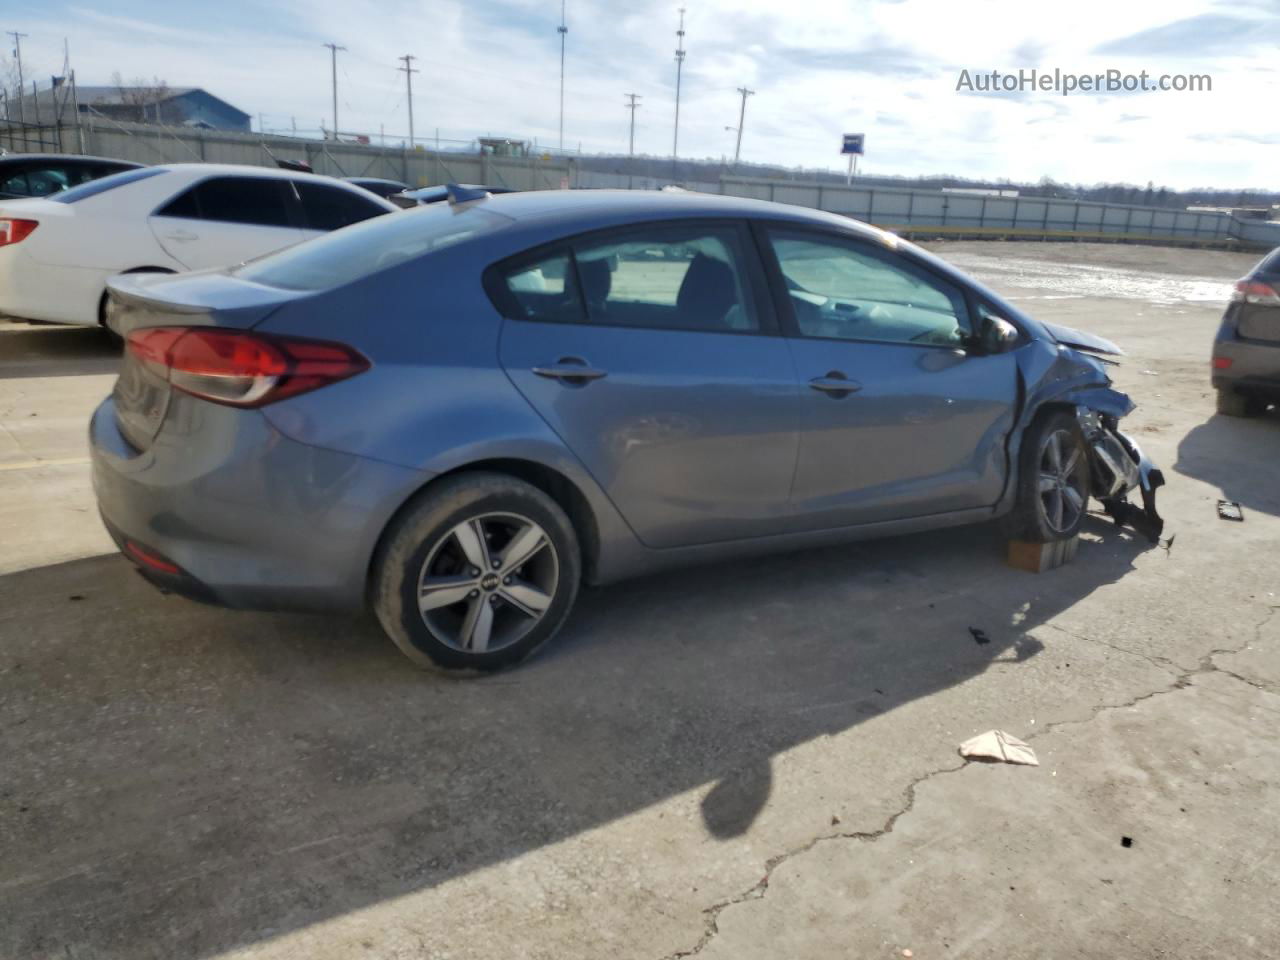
[1,243,1277,960]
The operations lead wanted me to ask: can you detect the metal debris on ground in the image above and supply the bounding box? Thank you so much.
[1121,836,1134,848]
[1217,500,1244,522]
[1159,533,1176,556]
[958,730,1040,766]
[969,626,990,645]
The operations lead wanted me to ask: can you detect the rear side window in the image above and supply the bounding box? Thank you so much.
[50,166,165,203]
[293,181,388,231]
[501,251,584,325]
[233,203,510,291]
[495,223,761,334]
[156,177,293,228]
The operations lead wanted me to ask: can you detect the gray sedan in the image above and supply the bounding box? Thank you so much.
[92,189,1163,672]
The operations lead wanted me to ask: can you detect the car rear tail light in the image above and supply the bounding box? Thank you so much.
[1231,279,1280,305]
[0,218,38,246]
[126,327,369,407]
[1212,356,1233,370]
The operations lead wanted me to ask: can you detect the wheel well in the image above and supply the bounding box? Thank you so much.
[368,458,601,594]
[97,267,177,326]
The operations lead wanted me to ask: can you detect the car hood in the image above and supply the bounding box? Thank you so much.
[1041,321,1124,357]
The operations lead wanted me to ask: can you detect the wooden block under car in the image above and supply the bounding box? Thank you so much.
[1006,536,1079,573]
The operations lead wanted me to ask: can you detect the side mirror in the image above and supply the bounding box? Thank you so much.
[978,314,1020,354]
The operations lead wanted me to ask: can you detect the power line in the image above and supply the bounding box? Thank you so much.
[557,0,568,151]
[733,86,755,168]
[398,54,419,149]
[322,42,346,139]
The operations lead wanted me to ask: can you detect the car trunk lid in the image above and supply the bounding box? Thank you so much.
[108,271,306,452]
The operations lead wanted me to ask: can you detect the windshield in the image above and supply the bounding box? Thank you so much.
[50,167,166,203]
[234,203,512,291]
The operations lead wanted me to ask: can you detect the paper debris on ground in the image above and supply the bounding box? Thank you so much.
[958,729,1039,766]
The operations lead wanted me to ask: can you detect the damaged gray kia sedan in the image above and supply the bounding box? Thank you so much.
[92,188,1163,672]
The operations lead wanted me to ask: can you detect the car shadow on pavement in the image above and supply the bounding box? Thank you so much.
[1174,408,1280,518]
[0,519,1149,959]
[0,324,119,379]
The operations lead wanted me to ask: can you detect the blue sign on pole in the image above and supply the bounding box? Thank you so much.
[841,133,865,156]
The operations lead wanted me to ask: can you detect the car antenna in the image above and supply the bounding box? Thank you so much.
[446,183,490,205]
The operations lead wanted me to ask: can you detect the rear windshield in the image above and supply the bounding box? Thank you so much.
[234,203,511,291]
[1260,248,1280,276]
[50,166,166,203]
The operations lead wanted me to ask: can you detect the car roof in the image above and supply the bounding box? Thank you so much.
[0,153,143,167]
[476,188,887,239]
[151,163,362,182]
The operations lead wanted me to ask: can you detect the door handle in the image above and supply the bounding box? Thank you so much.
[532,358,608,384]
[808,372,862,396]
[162,230,198,243]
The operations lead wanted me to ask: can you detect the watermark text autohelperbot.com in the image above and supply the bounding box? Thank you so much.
[956,68,1211,96]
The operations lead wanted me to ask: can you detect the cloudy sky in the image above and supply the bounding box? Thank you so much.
[6,0,1278,189]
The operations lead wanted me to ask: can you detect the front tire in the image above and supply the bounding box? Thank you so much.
[1009,410,1090,543]
[372,472,581,673]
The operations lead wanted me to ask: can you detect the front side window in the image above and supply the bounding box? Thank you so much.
[156,177,293,228]
[768,230,970,347]
[293,181,388,231]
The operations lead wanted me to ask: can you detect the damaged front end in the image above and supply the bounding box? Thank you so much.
[1076,403,1166,542]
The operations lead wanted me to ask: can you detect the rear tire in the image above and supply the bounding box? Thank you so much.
[1008,410,1091,543]
[371,472,581,674]
[1215,388,1263,418]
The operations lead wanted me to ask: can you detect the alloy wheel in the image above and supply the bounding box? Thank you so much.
[416,512,559,653]
[1037,428,1088,534]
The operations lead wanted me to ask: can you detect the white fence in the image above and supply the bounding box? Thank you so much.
[719,176,1280,249]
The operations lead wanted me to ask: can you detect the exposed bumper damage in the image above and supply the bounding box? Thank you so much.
[1075,400,1165,543]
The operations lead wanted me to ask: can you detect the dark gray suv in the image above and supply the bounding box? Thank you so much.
[1213,247,1280,416]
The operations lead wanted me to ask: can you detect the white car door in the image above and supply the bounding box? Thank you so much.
[148,176,305,270]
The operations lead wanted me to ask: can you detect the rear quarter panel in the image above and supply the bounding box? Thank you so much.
[251,241,642,580]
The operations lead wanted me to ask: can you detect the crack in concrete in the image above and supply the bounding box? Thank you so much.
[660,604,1279,960]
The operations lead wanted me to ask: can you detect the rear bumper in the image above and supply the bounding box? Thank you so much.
[1212,338,1280,397]
[90,395,432,613]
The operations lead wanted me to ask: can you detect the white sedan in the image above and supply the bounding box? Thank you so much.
[0,163,398,328]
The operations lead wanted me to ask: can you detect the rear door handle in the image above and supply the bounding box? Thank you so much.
[162,230,198,243]
[532,359,608,384]
[808,372,862,396]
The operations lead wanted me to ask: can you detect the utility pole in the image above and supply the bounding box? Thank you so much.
[625,93,642,190]
[398,54,418,148]
[322,42,346,140]
[672,7,686,174]
[733,86,754,167]
[557,0,568,152]
[625,93,641,156]
[8,32,28,125]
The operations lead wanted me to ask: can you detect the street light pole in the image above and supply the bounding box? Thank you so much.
[733,86,754,167]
